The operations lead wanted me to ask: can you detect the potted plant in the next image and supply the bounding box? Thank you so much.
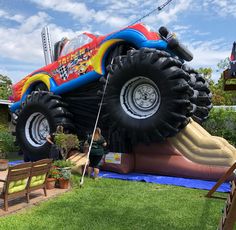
[58,168,71,189]
[53,159,75,168]
[54,133,80,160]
[53,160,75,189]
[46,166,60,189]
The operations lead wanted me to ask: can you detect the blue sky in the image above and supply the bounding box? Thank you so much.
[0,0,235,83]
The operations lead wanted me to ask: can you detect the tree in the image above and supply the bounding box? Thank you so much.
[0,74,12,100]
[198,67,213,81]
[217,57,230,70]
[197,65,236,105]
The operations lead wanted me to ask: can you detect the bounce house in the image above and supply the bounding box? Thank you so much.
[102,119,236,180]
[10,23,236,180]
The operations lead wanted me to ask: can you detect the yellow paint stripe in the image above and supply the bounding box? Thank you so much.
[21,74,51,97]
[91,39,123,74]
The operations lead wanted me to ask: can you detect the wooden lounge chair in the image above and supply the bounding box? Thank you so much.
[0,162,32,211]
[27,159,52,200]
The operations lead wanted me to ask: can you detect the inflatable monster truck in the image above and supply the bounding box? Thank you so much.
[10,23,212,161]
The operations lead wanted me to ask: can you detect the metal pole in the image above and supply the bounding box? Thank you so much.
[41,26,53,65]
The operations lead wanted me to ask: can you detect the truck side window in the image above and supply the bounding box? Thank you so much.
[60,34,92,57]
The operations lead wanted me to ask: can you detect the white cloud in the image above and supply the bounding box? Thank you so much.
[192,30,210,36]
[106,16,129,28]
[0,11,87,83]
[31,0,130,28]
[0,11,85,63]
[211,0,236,17]
[30,0,192,29]
[0,9,25,23]
[0,12,60,66]
[31,0,94,22]
[0,66,37,83]
[20,12,49,33]
[142,0,192,26]
[186,39,230,81]
[0,12,50,64]
[173,25,191,31]
[191,47,229,67]
[171,24,191,39]
[190,0,236,18]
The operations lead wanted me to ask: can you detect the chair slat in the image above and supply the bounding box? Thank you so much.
[31,169,50,176]
[32,159,52,166]
[7,163,32,181]
[31,165,51,171]
[8,175,30,181]
[8,162,32,170]
[9,168,31,176]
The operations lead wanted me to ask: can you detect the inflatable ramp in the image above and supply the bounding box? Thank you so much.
[135,119,236,180]
[68,153,87,174]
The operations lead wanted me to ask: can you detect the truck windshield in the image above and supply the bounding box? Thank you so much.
[60,34,92,56]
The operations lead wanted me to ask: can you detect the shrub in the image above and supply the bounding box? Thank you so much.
[0,108,8,132]
[54,133,80,160]
[202,108,236,146]
[0,131,19,154]
[53,160,75,168]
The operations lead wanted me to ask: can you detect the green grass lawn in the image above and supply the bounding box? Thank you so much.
[0,176,230,230]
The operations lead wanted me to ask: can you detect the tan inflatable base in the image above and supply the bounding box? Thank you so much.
[134,142,230,180]
[69,120,236,180]
[101,153,134,174]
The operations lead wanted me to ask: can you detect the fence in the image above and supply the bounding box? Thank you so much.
[213,106,236,111]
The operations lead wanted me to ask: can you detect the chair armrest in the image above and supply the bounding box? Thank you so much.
[0,179,6,183]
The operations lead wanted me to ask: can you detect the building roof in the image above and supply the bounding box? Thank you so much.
[0,99,12,105]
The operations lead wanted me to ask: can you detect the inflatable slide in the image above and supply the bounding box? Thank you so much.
[134,119,236,180]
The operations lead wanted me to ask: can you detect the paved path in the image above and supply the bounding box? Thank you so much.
[0,170,70,217]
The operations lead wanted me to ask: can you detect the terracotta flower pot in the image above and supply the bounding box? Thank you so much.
[59,179,70,189]
[46,178,56,189]
[0,159,8,171]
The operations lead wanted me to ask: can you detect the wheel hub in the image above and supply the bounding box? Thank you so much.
[120,76,161,119]
[25,112,50,147]
[133,84,158,110]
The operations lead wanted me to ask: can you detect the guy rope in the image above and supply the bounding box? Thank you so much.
[79,74,110,187]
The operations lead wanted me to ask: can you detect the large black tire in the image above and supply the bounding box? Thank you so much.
[11,83,48,127]
[33,82,48,91]
[183,65,212,123]
[15,91,73,161]
[103,48,194,143]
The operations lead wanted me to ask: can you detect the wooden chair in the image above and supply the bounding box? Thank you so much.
[0,162,32,211]
[27,159,52,200]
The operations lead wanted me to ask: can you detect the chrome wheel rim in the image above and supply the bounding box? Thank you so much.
[25,112,50,147]
[120,76,160,119]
